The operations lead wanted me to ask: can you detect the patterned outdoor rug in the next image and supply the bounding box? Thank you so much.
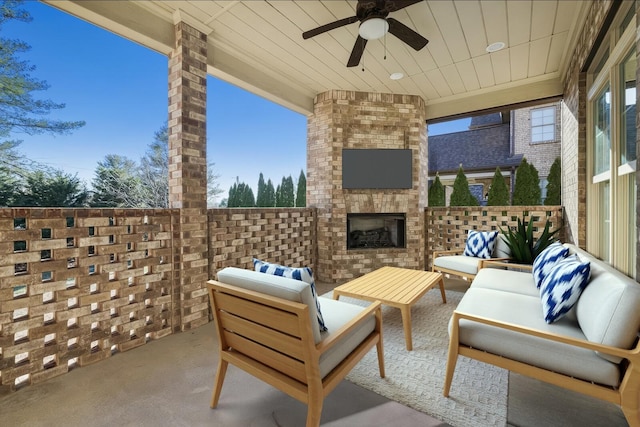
[323,289,507,427]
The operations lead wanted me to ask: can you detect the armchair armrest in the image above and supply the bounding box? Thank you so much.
[450,310,640,362]
[479,259,533,272]
[316,301,382,355]
[433,249,464,258]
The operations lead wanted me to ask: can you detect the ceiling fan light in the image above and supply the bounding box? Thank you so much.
[359,17,389,40]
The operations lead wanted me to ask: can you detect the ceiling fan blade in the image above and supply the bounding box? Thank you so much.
[303,16,359,39]
[386,0,424,13]
[347,36,368,67]
[387,17,428,50]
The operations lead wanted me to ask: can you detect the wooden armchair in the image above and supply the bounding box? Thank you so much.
[207,267,384,427]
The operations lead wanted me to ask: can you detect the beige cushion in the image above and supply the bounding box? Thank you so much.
[471,268,538,297]
[434,255,482,276]
[568,245,640,363]
[317,297,376,378]
[453,287,621,386]
[493,234,511,258]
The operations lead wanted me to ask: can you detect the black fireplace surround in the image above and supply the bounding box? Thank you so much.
[346,213,406,250]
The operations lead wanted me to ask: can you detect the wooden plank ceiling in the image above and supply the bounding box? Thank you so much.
[44,0,590,120]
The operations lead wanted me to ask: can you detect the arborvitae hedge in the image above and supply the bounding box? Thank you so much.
[428,174,445,206]
[487,167,510,205]
[512,158,541,205]
[545,157,561,205]
[450,165,478,206]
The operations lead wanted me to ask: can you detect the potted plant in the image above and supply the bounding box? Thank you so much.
[499,217,560,264]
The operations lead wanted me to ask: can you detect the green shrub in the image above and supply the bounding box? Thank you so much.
[428,174,445,206]
[450,165,478,206]
[486,167,510,206]
[545,157,561,205]
[513,158,541,205]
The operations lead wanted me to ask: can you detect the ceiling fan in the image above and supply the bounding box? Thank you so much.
[302,0,429,68]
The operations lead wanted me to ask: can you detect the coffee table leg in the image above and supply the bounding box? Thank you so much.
[401,306,413,351]
[438,276,447,303]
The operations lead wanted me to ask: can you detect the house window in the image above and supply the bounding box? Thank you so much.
[531,107,555,143]
[587,6,636,277]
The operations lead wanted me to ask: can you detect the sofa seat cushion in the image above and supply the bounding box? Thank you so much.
[216,267,324,344]
[317,297,376,379]
[470,268,538,297]
[452,288,621,387]
[434,255,482,276]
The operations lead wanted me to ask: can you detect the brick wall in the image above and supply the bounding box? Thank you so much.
[0,209,176,392]
[307,90,427,283]
[0,207,317,392]
[208,208,315,273]
[562,1,615,247]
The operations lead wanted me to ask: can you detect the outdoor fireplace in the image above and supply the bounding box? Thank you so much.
[347,213,406,250]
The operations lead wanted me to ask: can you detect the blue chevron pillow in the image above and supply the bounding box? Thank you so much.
[252,258,327,332]
[532,242,569,288]
[463,230,498,259]
[539,254,591,323]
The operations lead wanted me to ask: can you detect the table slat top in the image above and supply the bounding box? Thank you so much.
[332,267,442,306]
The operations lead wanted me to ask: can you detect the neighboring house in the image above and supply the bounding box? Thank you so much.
[428,101,562,205]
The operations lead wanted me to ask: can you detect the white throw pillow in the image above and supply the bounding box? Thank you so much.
[463,230,498,259]
[532,242,569,288]
[539,254,591,323]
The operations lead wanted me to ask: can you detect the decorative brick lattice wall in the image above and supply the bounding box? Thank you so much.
[0,209,176,392]
[208,208,315,273]
[425,206,564,269]
[308,90,427,283]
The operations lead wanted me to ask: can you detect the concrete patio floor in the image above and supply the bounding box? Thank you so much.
[0,314,448,427]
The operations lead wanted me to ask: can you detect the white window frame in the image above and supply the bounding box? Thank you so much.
[586,9,637,277]
[531,106,556,144]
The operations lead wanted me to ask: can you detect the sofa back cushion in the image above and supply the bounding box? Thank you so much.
[493,234,511,258]
[568,245,640,363]
[216,267,323,344]
[252,259,327,333]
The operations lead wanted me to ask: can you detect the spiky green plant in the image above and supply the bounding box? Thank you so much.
[499,218,560,264]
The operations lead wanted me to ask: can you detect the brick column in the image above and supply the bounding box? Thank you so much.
[168,22,209,331]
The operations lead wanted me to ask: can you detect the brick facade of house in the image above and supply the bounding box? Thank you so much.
[511,102,562,179]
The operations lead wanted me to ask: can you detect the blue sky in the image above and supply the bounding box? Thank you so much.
[6,2,467,202]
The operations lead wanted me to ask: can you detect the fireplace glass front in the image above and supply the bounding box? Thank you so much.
[346,213,406,250]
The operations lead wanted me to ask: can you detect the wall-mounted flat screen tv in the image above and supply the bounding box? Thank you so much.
[342,149,412,189]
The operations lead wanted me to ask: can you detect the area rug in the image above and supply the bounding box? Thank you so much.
[323,289,507,427]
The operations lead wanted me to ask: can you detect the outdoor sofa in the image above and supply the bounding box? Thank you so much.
[444,243,640,426]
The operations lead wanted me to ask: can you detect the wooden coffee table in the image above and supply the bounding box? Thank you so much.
[333,266,446,351]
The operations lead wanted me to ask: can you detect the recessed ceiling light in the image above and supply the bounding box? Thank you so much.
[486,42,505,53]
[390,72,404,80]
